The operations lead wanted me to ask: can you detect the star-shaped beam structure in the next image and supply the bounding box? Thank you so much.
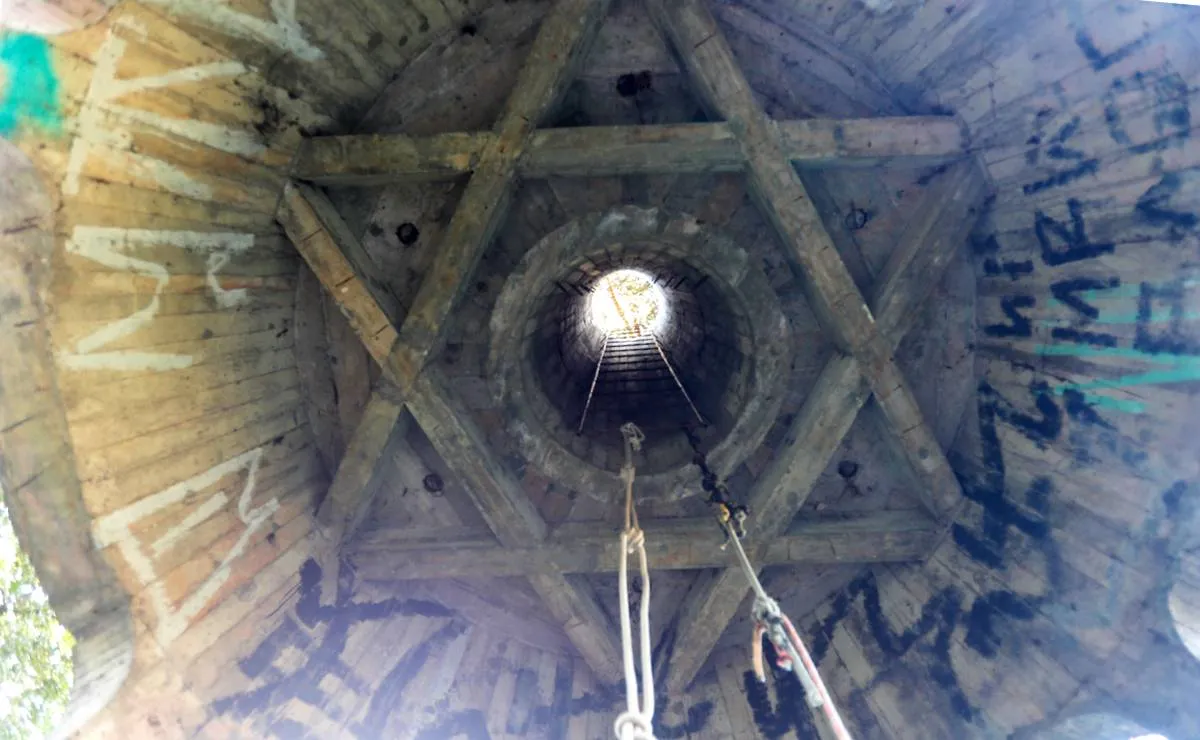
[277,0,990,689]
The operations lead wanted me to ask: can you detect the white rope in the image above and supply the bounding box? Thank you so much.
[614,423,657,740]
[615,528,655,740]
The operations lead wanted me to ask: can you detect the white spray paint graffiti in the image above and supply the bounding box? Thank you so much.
[92,447,279,646]
[64,19,262,200]
[139,0,323,62]
[60,226,253,371]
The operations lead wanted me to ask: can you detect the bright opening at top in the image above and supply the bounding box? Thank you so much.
[588,269,668,335]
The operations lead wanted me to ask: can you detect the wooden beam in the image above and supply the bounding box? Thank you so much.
[312,389,405,606]
[779,117,967,167]
[870,161,991,341]
[406,374,547,546]
[660,163,987,684]
[348,510,938,579]
[278,183,412,606]
[406,372,624,682]
[642,3,991,681]
[525,123,742,177]
[647,0,875,355]
[280,181,625,679]
[277,183,403,377]
[647,0,980,514]
[279,196,626,680]
[866,160,990,518]
[387,0,613,389]
[291,131,492,186]
[645,0,970,530]
[281,2,623,679]
[291,117,967,184]
[660,160,987,683]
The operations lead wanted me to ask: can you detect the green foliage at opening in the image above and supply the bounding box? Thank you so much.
[1,500,73,740]
[592,269,664,333]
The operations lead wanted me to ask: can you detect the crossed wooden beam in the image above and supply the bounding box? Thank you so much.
[277,0,990,690]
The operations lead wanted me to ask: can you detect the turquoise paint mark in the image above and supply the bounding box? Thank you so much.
[1036,343,1200,414]
[1068,278,1200,303]
[1073,392,1146,414]
[0,33,62,136]
[1059,364,1200,392]
[1049,384,1146,414]
[1035,344,1199,363]
[1039,310,1200,326]
[1093,309,1200,325]
[1037,278,1200,413]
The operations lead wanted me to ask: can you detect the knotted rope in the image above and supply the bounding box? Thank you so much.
[614,422,657,740]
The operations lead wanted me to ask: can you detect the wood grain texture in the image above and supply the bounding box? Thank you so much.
[388,0,615,386]
[407,372,623,682]
[639,5,993,680]
[292,116,967,183]
[277,183,399,371]
[0,146,133,736]
[349,509,937,579]
[311,389,405,606]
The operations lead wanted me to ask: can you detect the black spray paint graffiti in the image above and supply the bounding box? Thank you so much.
[975,233,1035,281]
[212,558,464,739]
[980,199,1124,343]
[1049,277,1121,348]
[1136,171,1200,242]
[1023,112,1099,196]
[984,295,1036,339]
[213,558,716,739]
[811,381,1062,723]
[1135,279,1200,355]
[1105,64,1191,161]
[952,381,1062,576]
[1035,199,1115,267]
[743,641,820,739]
[1074,24,1154,73]
[420,638,715,740]
[799,372,1174,727]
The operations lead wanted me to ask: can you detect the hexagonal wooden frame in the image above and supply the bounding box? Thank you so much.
[277,0,990,689]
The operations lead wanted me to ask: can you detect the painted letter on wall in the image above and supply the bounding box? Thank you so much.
[91,447,278,645]
[60,226,254,371]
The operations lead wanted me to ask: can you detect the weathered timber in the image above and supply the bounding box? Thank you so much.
[647,0,876,353]
[661,168,986,683]
[279,183,411,606]
[406,372,622,681]
[291,117,967,184]
[648,0,979,517]
[289,182,404,322]
[0,142,134,737]
[281,182,623,679]
[292,132,491,185]
[642,0,991,682]
[388,0,614,387]
[312,388,406,606]
[348,510,937,578]
[406,374,548,546]
[871,161,990,339]
[277,183,400,373]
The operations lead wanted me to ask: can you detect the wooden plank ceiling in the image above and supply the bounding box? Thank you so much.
[278,0,991,692]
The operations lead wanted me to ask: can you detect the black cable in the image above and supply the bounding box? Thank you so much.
[683,424,748,540]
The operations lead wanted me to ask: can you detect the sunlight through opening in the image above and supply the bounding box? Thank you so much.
[588,269,668,335]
